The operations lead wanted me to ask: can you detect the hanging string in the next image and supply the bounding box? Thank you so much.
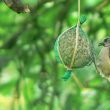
[57,0,81,70]
[78,0,80,26]
[70,0,80,68]
[71,0,85,88]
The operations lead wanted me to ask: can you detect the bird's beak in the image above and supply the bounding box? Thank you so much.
[98,42,104,46]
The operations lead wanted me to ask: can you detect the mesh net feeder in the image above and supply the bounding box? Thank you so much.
[54,16,97,81]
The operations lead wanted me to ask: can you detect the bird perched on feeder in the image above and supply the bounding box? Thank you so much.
[97,36,110,81]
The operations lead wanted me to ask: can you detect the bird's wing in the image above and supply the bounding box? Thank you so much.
[109,47,110,58]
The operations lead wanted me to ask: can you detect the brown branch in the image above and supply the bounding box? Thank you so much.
[0,0,52,50]
[96,0,110,11]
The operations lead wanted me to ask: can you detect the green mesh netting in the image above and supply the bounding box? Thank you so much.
[58,26,92,68]
[54,16,96,80]
[62,70,72,81]
[54,38,62,63]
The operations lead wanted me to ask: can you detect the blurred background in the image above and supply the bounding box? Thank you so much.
[0,0,110,110]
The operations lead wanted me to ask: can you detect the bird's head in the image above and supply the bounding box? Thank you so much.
[99,36,110,47]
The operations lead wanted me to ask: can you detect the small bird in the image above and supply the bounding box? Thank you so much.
[97,36,110,81]
[3,0,30,13]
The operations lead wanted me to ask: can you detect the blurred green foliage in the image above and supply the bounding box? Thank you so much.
[0,0,110,110]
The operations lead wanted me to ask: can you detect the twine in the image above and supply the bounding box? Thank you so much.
[70,0,80,68]
[57,0,81,70]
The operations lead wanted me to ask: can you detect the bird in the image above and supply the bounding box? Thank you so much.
[97,36,110,81]
[3,0,30,13]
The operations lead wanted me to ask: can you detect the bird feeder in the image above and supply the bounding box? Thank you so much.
[54,16,97,80]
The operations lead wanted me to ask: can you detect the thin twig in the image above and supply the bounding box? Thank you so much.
[71,73,85,89]
[78,0,80,25]
[96,0,110,11]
